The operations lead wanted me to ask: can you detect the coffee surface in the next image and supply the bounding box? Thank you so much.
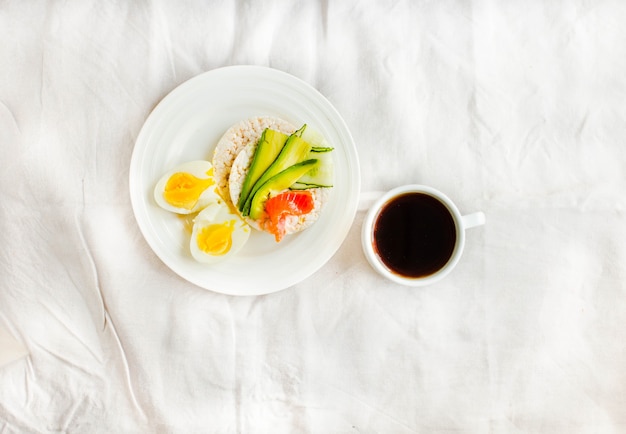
[373,193,456,278]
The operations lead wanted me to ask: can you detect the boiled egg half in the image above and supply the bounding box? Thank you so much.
[190,202,250,263]
[154,160,220,214]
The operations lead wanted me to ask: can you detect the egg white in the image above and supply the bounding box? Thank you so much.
[190,202,250,264]
[153,160,220,214]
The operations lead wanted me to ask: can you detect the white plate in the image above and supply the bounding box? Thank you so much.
[129,65,360,296]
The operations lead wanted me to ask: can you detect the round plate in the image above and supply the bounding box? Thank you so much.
[129,65,360,296]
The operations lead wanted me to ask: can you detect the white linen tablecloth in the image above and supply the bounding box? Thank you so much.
[2,1,626,432]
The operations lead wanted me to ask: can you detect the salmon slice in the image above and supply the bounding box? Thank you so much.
[262,190,314,242]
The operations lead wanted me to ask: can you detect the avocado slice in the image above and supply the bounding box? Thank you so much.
[248,158,320,220]
[241,125,311,216]
[237,129,289,209]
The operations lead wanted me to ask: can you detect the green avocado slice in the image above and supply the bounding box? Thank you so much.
[248,159,320,220]
[241,125,311,216]
[237,129,289,210]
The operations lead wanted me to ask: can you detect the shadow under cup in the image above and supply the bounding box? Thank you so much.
[361,185,485,286]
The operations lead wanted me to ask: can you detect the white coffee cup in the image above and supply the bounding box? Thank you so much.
[361,185,485,286]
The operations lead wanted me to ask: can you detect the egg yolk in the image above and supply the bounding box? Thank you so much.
[196,220,235,256]
[164,172,214,210]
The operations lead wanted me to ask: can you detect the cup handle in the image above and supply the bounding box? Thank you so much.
[461,211,486,229]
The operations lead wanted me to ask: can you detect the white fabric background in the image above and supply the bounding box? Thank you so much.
[2,1,626,432]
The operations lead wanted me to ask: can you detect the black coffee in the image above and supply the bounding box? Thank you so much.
[373,193,457,278]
